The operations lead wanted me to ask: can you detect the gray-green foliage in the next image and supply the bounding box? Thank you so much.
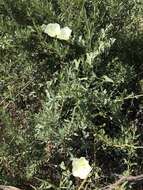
[0,0,143,189]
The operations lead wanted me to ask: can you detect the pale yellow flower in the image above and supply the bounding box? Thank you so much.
[44,23,61,37]
[72,157,92,179]
[42,23,72,40]
[57,27,72,41]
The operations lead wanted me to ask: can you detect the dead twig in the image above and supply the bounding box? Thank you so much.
[102,174,143,190]
[0,186,22,190]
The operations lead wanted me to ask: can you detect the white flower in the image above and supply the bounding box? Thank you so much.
[43,23,61,37]
[57,27,72,41]
[72,157,92,179]
[42,23,72,40]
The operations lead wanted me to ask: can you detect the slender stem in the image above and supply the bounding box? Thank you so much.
[115,93,143,102]
[77,176,89,190]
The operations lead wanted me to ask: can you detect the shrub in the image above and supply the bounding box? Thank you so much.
[0,0,143,189]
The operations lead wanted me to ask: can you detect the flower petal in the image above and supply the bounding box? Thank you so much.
[44,23,61,37]
[72,157,92,179]
[57,26,72,40]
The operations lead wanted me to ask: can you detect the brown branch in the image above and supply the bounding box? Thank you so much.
[102,174,143,190]
[0,186,22,190]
